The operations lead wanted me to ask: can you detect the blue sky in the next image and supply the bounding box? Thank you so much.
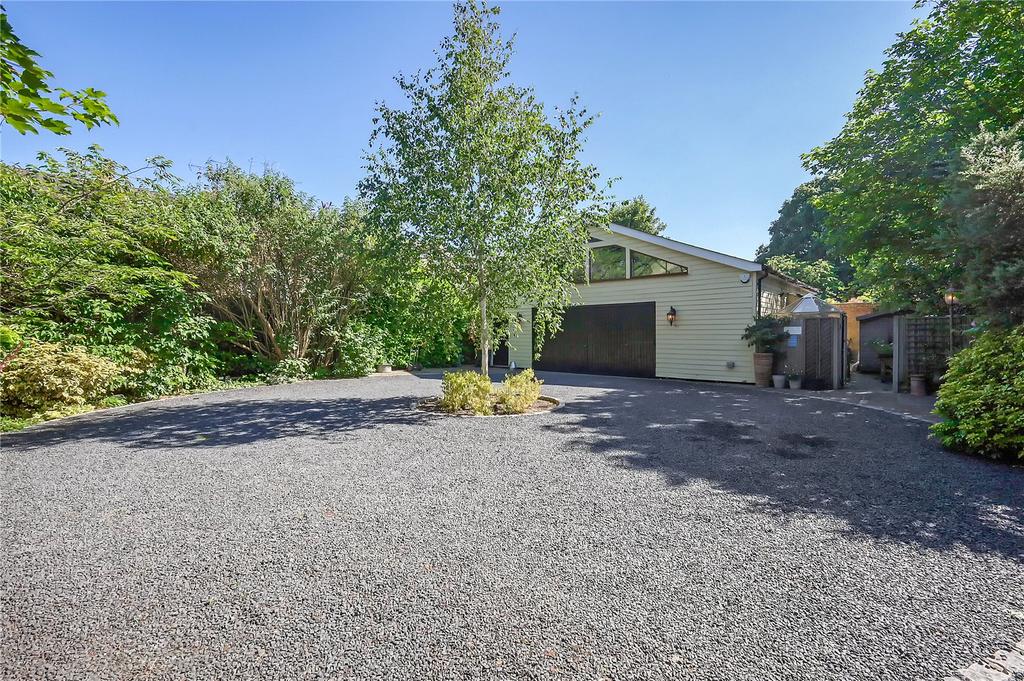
[3,1,919,259]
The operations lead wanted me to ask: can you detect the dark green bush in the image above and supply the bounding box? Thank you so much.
[931,326,1024,458]
[741,316,789,353]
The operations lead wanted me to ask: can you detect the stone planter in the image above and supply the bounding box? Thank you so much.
[910,373,927,397]
[376,364,392,373]
[772,374,787,389]
[753,352,773,388]
[789,376,802,390]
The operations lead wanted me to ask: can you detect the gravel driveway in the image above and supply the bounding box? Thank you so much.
[3,371,1023,680]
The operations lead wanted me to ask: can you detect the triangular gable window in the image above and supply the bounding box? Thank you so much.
[630,250,688,278]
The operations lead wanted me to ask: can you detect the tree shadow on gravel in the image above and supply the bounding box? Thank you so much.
[3,395,434,451]
[537,372,1024,563]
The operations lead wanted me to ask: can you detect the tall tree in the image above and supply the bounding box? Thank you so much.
[803,0,1023,308]
[174,163,366,366]
[756,180,855,292]
[943,124,1024,328]
[0,8,117,134]
[360,0,608,375]
[763,255,845,301]
[607,195,666,235]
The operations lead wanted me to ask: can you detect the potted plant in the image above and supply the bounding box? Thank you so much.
[869,338,893,358]
[910,373,927,396]
[742,316,789,388]
[788,373,802,390]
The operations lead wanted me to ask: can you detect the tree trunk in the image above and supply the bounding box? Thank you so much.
[479,295,489,376]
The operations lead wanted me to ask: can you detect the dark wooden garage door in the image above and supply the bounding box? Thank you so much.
[534,302,655,377]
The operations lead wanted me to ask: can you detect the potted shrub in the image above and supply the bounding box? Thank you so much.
[869,338,893,358]
[742,316,789,388]
[788,373,802,390]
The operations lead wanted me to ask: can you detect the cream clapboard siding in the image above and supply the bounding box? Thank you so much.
[508,229,762,383]
[760,276,801,315]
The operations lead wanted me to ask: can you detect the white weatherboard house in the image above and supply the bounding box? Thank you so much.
[503,223,812,383]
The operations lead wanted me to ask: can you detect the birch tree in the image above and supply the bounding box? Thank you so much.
[360,0,608,374]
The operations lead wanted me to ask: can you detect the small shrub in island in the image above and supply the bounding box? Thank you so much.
[438,369,545,416]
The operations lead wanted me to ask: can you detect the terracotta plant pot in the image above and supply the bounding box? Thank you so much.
[910,374,927,397]
[753,352,773,388]
[772,374,787,389]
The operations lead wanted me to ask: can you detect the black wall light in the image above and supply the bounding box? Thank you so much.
[666,306,677,326]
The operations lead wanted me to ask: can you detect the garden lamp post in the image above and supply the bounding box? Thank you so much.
[943,286,958,357]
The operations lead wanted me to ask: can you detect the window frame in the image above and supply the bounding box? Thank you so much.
[628,249,689,279]
[588,244,628,282]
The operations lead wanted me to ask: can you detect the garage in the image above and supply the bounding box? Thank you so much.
[508,223,813,383]
[534,302,656,377]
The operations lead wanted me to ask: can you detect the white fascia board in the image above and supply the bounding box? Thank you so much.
[599,223,763,272]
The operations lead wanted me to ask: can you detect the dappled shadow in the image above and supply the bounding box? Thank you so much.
[536,371,1024,562]
[3,395,434,451]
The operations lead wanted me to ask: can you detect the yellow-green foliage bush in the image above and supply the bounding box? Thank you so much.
[495,369,543,414]
[931,326,1024,459]
[440,370,493,415]
[1,343,121,416]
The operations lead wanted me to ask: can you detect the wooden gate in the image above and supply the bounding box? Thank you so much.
[802,317,835,390]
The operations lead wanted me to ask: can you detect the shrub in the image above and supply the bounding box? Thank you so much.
[742,316,789,353]
[1,342,120,416]
[931,326,1024,459]
[440,370,493,415]
[495,369,543,414]
[868,338,893,357]
[333,321,384,377]
[265,357,311,385]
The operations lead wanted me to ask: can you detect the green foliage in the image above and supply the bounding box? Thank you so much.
[931,325,1024,458]
[494,368,542,414]
[1,147,219,400]
[439,370,493,415]
[333,320,385,377]
[264,357,311,385]
[175,164,366,367]
[1,342,120,416]
[0,325,21,354]
[755,180,855,292]
[607,195,667,235]
[764,255,846,301]
[943,125,1024,328]
[803,0,1024,308]
[868,338,894,358]
[0,9,117,135]
[361,0,610,375]
[742,316,788,354]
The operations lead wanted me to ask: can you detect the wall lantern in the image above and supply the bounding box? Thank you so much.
[666,307,677,326]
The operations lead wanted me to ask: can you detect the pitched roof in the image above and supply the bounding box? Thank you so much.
[603,223,762,272]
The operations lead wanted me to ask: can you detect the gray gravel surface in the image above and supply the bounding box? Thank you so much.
[2,371,1023,680]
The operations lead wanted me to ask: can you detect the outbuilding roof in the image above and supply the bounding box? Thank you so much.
[603,223,816,293]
